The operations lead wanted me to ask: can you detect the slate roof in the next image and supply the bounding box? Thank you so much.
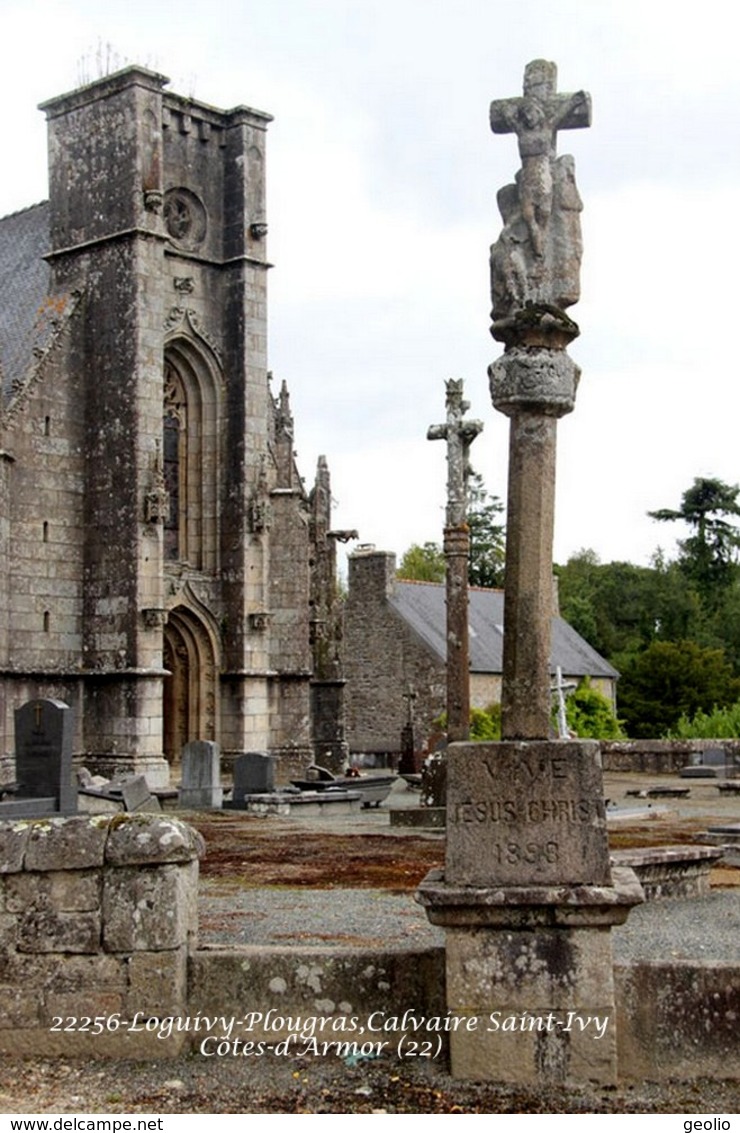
[389,579,619,679]
[0,201,52,405]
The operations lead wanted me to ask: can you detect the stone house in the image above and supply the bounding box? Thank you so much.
[0,67,345,786]
[343,547,618,759]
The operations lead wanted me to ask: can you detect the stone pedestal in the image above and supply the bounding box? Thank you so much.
[416,741,643,1084]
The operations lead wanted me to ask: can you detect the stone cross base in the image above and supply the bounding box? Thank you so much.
[416,739,643,1083]
[416,868,642,1084]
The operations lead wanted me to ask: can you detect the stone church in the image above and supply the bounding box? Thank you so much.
[0,67,346,786]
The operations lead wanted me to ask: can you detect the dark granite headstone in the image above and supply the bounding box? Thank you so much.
[231,751,276,808]
[13,698,76,815]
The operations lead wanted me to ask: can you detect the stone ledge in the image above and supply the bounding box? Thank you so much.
[0,814,204,871]
[611,845,723,900]
[415,866,643,927]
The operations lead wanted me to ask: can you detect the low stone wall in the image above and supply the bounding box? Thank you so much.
[1,814,738,1080]
[0,814,203,1056]
[616,961,740,1080]
[188,947,446,1045]
[601,739,740,775]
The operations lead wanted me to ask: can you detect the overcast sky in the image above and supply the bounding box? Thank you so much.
[3,0,739,573]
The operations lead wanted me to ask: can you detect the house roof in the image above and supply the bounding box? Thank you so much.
[389,579,619,679]
[0,201,52,405]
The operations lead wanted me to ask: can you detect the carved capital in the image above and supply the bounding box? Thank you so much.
[141,608,167,629]
[143,189,163,214]
[489,347,580,418]
[249,611,271,632]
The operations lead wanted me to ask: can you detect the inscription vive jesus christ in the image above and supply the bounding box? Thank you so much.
[489,60,591,321]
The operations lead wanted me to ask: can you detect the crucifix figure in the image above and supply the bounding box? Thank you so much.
[490,59,590,260]
[489,60,590,323]
[427,380,483,742]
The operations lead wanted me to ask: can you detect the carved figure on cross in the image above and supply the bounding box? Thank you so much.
[490,60,591,259]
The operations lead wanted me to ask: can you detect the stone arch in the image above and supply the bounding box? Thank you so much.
[163,335,222,572]
[162,603,219,763]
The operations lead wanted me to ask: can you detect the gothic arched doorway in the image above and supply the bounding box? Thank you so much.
[162,606,219,763]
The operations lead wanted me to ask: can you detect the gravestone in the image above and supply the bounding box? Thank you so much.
[180,740,223,809]
[10,698,76,817]
[417,61,642,1087]
[230,751,276,809]
[121,774,159,812]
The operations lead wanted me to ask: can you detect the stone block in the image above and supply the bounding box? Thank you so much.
[0,912,17,950]
[16,907,101,953]
[0,822,30,872]
[446,741,610,887]
[125,946,188,1017]
[5,869,101,914]
[104,814,204,866]
[448,1009,616,1085]
[102,863,193,951]
[10,951,126,995]
[25,816,108,871]
[0,982,43,1027]
[49,869,102,912]
[44,990,125,1021]
[445,925,614,1010]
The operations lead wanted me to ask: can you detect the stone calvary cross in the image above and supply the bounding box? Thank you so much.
[417,62,644,1089]
[427,380,482,742]
[488,60,590,740]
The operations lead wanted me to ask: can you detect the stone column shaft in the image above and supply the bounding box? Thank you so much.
[444,525,471,742]
[501,411,557,740]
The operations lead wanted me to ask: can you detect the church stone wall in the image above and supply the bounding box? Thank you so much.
[0,291,87,757]
[0,67,345,783]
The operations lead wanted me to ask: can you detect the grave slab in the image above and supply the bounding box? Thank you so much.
[179,741,223,810]
[11,700,76,817]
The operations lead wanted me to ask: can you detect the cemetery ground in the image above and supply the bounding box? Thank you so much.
[2,774,739,1114]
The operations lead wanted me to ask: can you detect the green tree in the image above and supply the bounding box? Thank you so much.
[435,703,502,741]
[563,679,625,739]
[649,477,740,604]
[397,541,445,582]
[669,700,740,739]
[467,473,506,588]
[618,640,740,738]
[555,550,703,671]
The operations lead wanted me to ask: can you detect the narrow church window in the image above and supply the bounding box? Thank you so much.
[163,345,220,572]
[163,412,180,560]
[43,611,50,632]
[44,416,51,436]
[163,360,187,563]
[42,522,49,543]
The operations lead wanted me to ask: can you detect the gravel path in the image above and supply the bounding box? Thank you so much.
[3,1053,740,1113]
[198,885,740,963]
